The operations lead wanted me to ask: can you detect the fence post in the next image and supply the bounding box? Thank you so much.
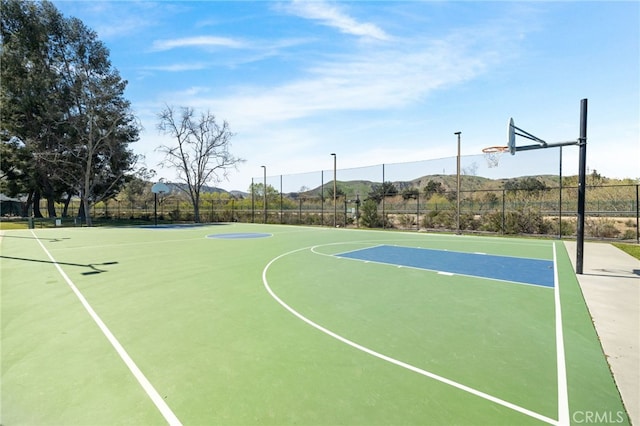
[321,170,324,226]
[382,164,385,229]
[502,189,506,234]
[416,192,420,231]
[280,174,283,224]
[344,199,347,226]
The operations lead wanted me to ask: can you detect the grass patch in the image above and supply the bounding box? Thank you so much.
[0,221,28,230]
[0,218,177,230]
[612,243,640,260]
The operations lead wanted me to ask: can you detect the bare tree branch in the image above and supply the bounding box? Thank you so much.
[156,105,244,222]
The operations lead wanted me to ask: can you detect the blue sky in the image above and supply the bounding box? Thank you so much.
[52,1,639,191]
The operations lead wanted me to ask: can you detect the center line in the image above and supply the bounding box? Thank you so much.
[31,230,182,426]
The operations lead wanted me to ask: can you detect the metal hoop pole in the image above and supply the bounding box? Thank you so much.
[576,98,588,274]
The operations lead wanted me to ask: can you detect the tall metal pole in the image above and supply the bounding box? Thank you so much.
[382,164,385,229]
[251,177,255,223]
[261,165,267,224]
[280,174,283,224]
[321,170,324,225]
[416,191,420,231]
[331,153,337,227]
[636,185,640,244]
[501,189,505,234]
[455,131,461,234]
[576,99,588,274]
[343,199,347,226]
[355,193,360,228]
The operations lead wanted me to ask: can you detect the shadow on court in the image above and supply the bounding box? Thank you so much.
[0,255,118,275]
[0,235,70,242]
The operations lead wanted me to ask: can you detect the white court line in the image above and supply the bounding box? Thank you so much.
[31,230,182,426]
[332,243,386,257]
[263,245,560,425]
[553,243,570,425]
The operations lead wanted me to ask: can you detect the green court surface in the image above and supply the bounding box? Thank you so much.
[1,224,629,425]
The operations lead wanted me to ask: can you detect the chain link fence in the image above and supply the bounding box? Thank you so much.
[3,150,638,242]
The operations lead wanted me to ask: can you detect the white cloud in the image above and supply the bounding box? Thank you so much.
[284,0,390,41]
[163,32,495,132]
[56,1,169,40]
[142,63,208,72]
[151,36,245,51]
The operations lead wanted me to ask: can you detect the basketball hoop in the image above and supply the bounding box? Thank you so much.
[482,146,509,168]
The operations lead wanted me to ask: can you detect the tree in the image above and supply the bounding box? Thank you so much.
[52,17,139,225]
[325,183,345,199]
[481,191,500,208]
[368,181,398,203]
[1,0,139,224]
[401,187,419,200]
[504,177,547,196]
[157,106,243,223]
[248,182,279,206]
[118,167,157,211]
[587,169,604,186]
[1,0,68,217]
[423,180,445,199]
[462,161,478,176]
[0,135,35,216]
[360,198,381,228]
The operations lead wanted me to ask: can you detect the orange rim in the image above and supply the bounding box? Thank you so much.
[482,146,509,153]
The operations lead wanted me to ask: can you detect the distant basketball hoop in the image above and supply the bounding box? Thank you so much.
[482,146,509,168]
[151,182,170,226]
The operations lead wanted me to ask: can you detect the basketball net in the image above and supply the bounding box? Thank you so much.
[482,146,509,168]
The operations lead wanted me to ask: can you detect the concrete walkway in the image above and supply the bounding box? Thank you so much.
[564,241,640,425]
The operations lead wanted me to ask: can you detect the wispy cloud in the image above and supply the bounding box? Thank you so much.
[142,63,209,72]
[176,33,495,129]
[151,36,245,51]
[148,5,526,133]
[58,1,169,40]
[284,0,390,41]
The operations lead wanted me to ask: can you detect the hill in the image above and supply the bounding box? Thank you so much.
[166,183,250,198]
[291,174,563,199]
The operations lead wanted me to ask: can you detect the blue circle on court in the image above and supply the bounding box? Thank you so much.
[207,233,272,239]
